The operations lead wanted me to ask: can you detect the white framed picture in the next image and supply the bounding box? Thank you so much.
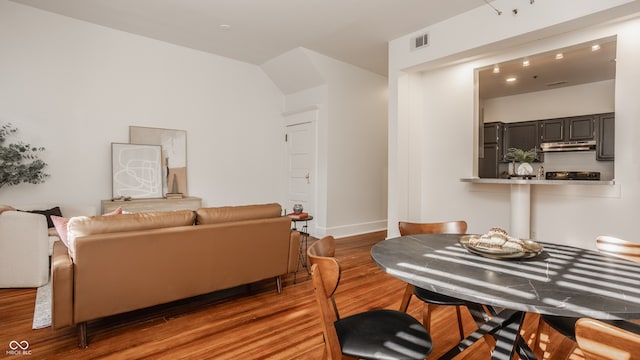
[111,143,163,199]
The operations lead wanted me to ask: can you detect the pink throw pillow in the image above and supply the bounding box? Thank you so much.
[53,207,122,250]
[0,205,16,215]
[51,215,70,247]
[51,208,121,248]
[104,207,122,216]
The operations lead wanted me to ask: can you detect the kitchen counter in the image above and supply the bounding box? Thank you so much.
[460,177,615,240]
[460,177,615,185]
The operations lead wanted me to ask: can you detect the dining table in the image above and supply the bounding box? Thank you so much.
[370,233,640,360]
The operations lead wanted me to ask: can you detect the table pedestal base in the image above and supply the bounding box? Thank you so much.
[440,308,537,360]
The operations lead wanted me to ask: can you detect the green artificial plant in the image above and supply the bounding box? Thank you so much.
[504,147,538,163]
[0,123,49,188]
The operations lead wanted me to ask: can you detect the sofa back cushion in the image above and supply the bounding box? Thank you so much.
[196,203,282,225]
[67,210,196,259]
[71,215,294,324]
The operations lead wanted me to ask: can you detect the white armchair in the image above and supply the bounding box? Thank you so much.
[0,204,96,288]
[0,210,49,288]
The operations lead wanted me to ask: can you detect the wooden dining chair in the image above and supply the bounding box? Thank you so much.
[308,236,433,360]
[575,318,640,359]
[308,235,336,258]
[397,220,469,340]
[595,235,640,263]
[308,236,340,318]
[534,236,640,358]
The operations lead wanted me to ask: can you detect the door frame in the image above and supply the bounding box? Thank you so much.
[283,106,318,236]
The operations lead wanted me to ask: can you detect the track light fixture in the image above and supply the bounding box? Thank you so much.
[483,0,502,15]
[484,0,535,16]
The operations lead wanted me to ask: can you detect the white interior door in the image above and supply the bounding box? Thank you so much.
[284,110,316,223]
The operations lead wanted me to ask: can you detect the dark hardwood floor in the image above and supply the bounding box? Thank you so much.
[0,231,580,359]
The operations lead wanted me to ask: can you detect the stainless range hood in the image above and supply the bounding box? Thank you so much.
[540,140,596,152]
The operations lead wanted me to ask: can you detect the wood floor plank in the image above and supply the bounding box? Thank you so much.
[0,231,578,359]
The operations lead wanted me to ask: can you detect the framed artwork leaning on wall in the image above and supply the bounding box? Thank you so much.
[111,143,163,199]
[129,126,188,197]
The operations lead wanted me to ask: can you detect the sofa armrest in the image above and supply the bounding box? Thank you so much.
[51,241,74,329]
[288,230,301,273]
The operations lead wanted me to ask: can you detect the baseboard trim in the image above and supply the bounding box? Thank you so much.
[313,220,387,239]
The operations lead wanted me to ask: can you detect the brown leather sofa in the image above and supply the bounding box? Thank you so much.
[51,203,300,348]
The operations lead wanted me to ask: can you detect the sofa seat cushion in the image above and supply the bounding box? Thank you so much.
[67,210,196,260]
[196,203,282,225]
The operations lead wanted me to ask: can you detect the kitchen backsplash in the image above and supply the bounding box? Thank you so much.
[499,150,614,180]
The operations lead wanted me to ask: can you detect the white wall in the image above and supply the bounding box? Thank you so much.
[307,51,388,237]
[283,85,329,237]
[275,50,389,238]
[0,1,286,210]
[388,1,640,250]
[483,80,615,123]
[390,0,639,73]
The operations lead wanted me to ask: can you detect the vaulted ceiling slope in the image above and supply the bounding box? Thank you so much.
[10,0,485,76]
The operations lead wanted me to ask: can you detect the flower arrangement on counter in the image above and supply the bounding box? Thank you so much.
[504,147,539,176]
[504,147,538,163]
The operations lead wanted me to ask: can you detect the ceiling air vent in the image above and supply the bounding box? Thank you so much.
[412,32,429,50]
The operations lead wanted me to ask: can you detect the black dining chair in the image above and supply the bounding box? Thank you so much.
[533,236,640,358]
[308,235,433,360]
[397,221,472,341]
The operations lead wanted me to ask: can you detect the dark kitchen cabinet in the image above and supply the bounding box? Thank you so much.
[541,115,595,142]
[540,118,564,142]
[567,115,595,140]
[484,122,503,145]
[503,121,542,161]
[479,122,503,178]
[596,113,615,161]
[479,143,501,178]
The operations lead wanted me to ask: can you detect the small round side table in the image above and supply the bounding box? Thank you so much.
[289,215,313,282]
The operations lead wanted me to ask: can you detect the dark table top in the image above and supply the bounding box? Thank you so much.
[371,234,640,320]
[289,215,313,222]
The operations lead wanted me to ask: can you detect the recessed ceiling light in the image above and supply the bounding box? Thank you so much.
[522,59,530,67]
[592,44,601,51]
[555,53,564,60]
[219,24,232,31]
[506,77,517,83]
[493,64,500,74]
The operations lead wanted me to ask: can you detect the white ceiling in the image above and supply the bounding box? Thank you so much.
[11,0,617,96]
[479,36,617,99]
[10,0,487,76]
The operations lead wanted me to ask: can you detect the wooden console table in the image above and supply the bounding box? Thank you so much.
[101,197,202,214]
